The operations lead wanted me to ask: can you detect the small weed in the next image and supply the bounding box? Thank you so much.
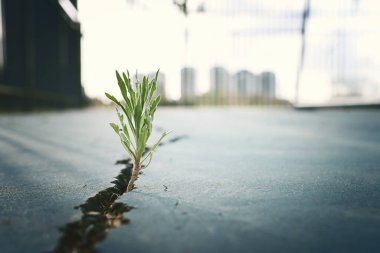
[106,69,170,192]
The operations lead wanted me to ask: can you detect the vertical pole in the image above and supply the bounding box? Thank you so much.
[295,0,310,105]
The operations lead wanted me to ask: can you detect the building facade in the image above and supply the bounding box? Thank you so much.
[232,70,261,98]
[0,0,83,109]
[261,71,276,99]
[181,67,196,104]
[210,66,230,100]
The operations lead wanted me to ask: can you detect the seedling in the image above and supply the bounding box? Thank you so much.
[105,69,170,192]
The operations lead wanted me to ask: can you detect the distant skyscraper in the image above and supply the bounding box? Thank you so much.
[181,67,196,103]
[232,70,261,97]
[210,66,230,99]
[261,71,276,99]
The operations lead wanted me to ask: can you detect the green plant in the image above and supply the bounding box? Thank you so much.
[105,69,170,192]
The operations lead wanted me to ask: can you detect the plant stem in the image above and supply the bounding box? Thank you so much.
[127,160,140,192]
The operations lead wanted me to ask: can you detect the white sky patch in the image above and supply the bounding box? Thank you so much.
[79,0,185,100]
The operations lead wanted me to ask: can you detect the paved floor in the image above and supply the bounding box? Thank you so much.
[1,107,380,253]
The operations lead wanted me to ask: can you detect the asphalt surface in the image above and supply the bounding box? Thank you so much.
[1,107,380,253]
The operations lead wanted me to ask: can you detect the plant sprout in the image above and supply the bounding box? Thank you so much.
[105,69,170,192]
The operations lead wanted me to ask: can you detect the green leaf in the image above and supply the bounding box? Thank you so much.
[110,123,120,133]
[116,71,128,103]
[154,69,160,80]
[122,72,136,105]
[150,95,161,117]
[141,131,171,165]
[148,79,157,102]
[105,92,119,105]
[121,140,136,160]
[116,108,135,150]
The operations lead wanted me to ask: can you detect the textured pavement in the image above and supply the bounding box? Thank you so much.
[1,107,380,253]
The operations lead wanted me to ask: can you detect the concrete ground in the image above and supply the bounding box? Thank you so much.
[0,107,380,253]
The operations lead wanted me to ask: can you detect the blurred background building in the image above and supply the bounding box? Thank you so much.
[233,70,256,99]
[181,66,196,104]
[0,0,84,109]
[261,71,276,99]
[210,66,230,104]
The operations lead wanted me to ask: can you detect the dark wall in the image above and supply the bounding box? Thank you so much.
[0,0,83,109]
[1,0,28,88]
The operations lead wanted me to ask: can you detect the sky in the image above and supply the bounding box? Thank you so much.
[78,0,380,104]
